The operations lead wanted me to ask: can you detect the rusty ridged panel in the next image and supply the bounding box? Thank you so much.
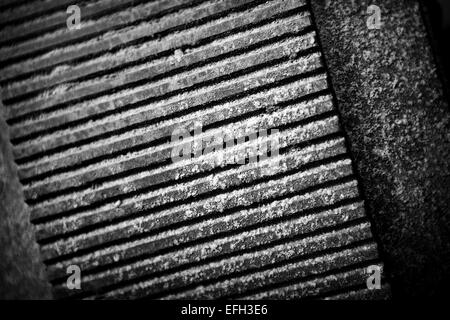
[0,0,390,299]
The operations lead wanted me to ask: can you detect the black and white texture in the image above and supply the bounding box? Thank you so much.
[0,0,448,299]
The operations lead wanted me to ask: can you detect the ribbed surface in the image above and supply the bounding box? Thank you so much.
[0,0,389,299]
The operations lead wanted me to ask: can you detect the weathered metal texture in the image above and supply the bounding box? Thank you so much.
[0,0,393,299]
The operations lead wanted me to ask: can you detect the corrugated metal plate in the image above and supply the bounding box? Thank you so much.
[0,0,390,299]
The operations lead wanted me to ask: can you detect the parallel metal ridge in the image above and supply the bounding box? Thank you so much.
[0,0,390,299]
